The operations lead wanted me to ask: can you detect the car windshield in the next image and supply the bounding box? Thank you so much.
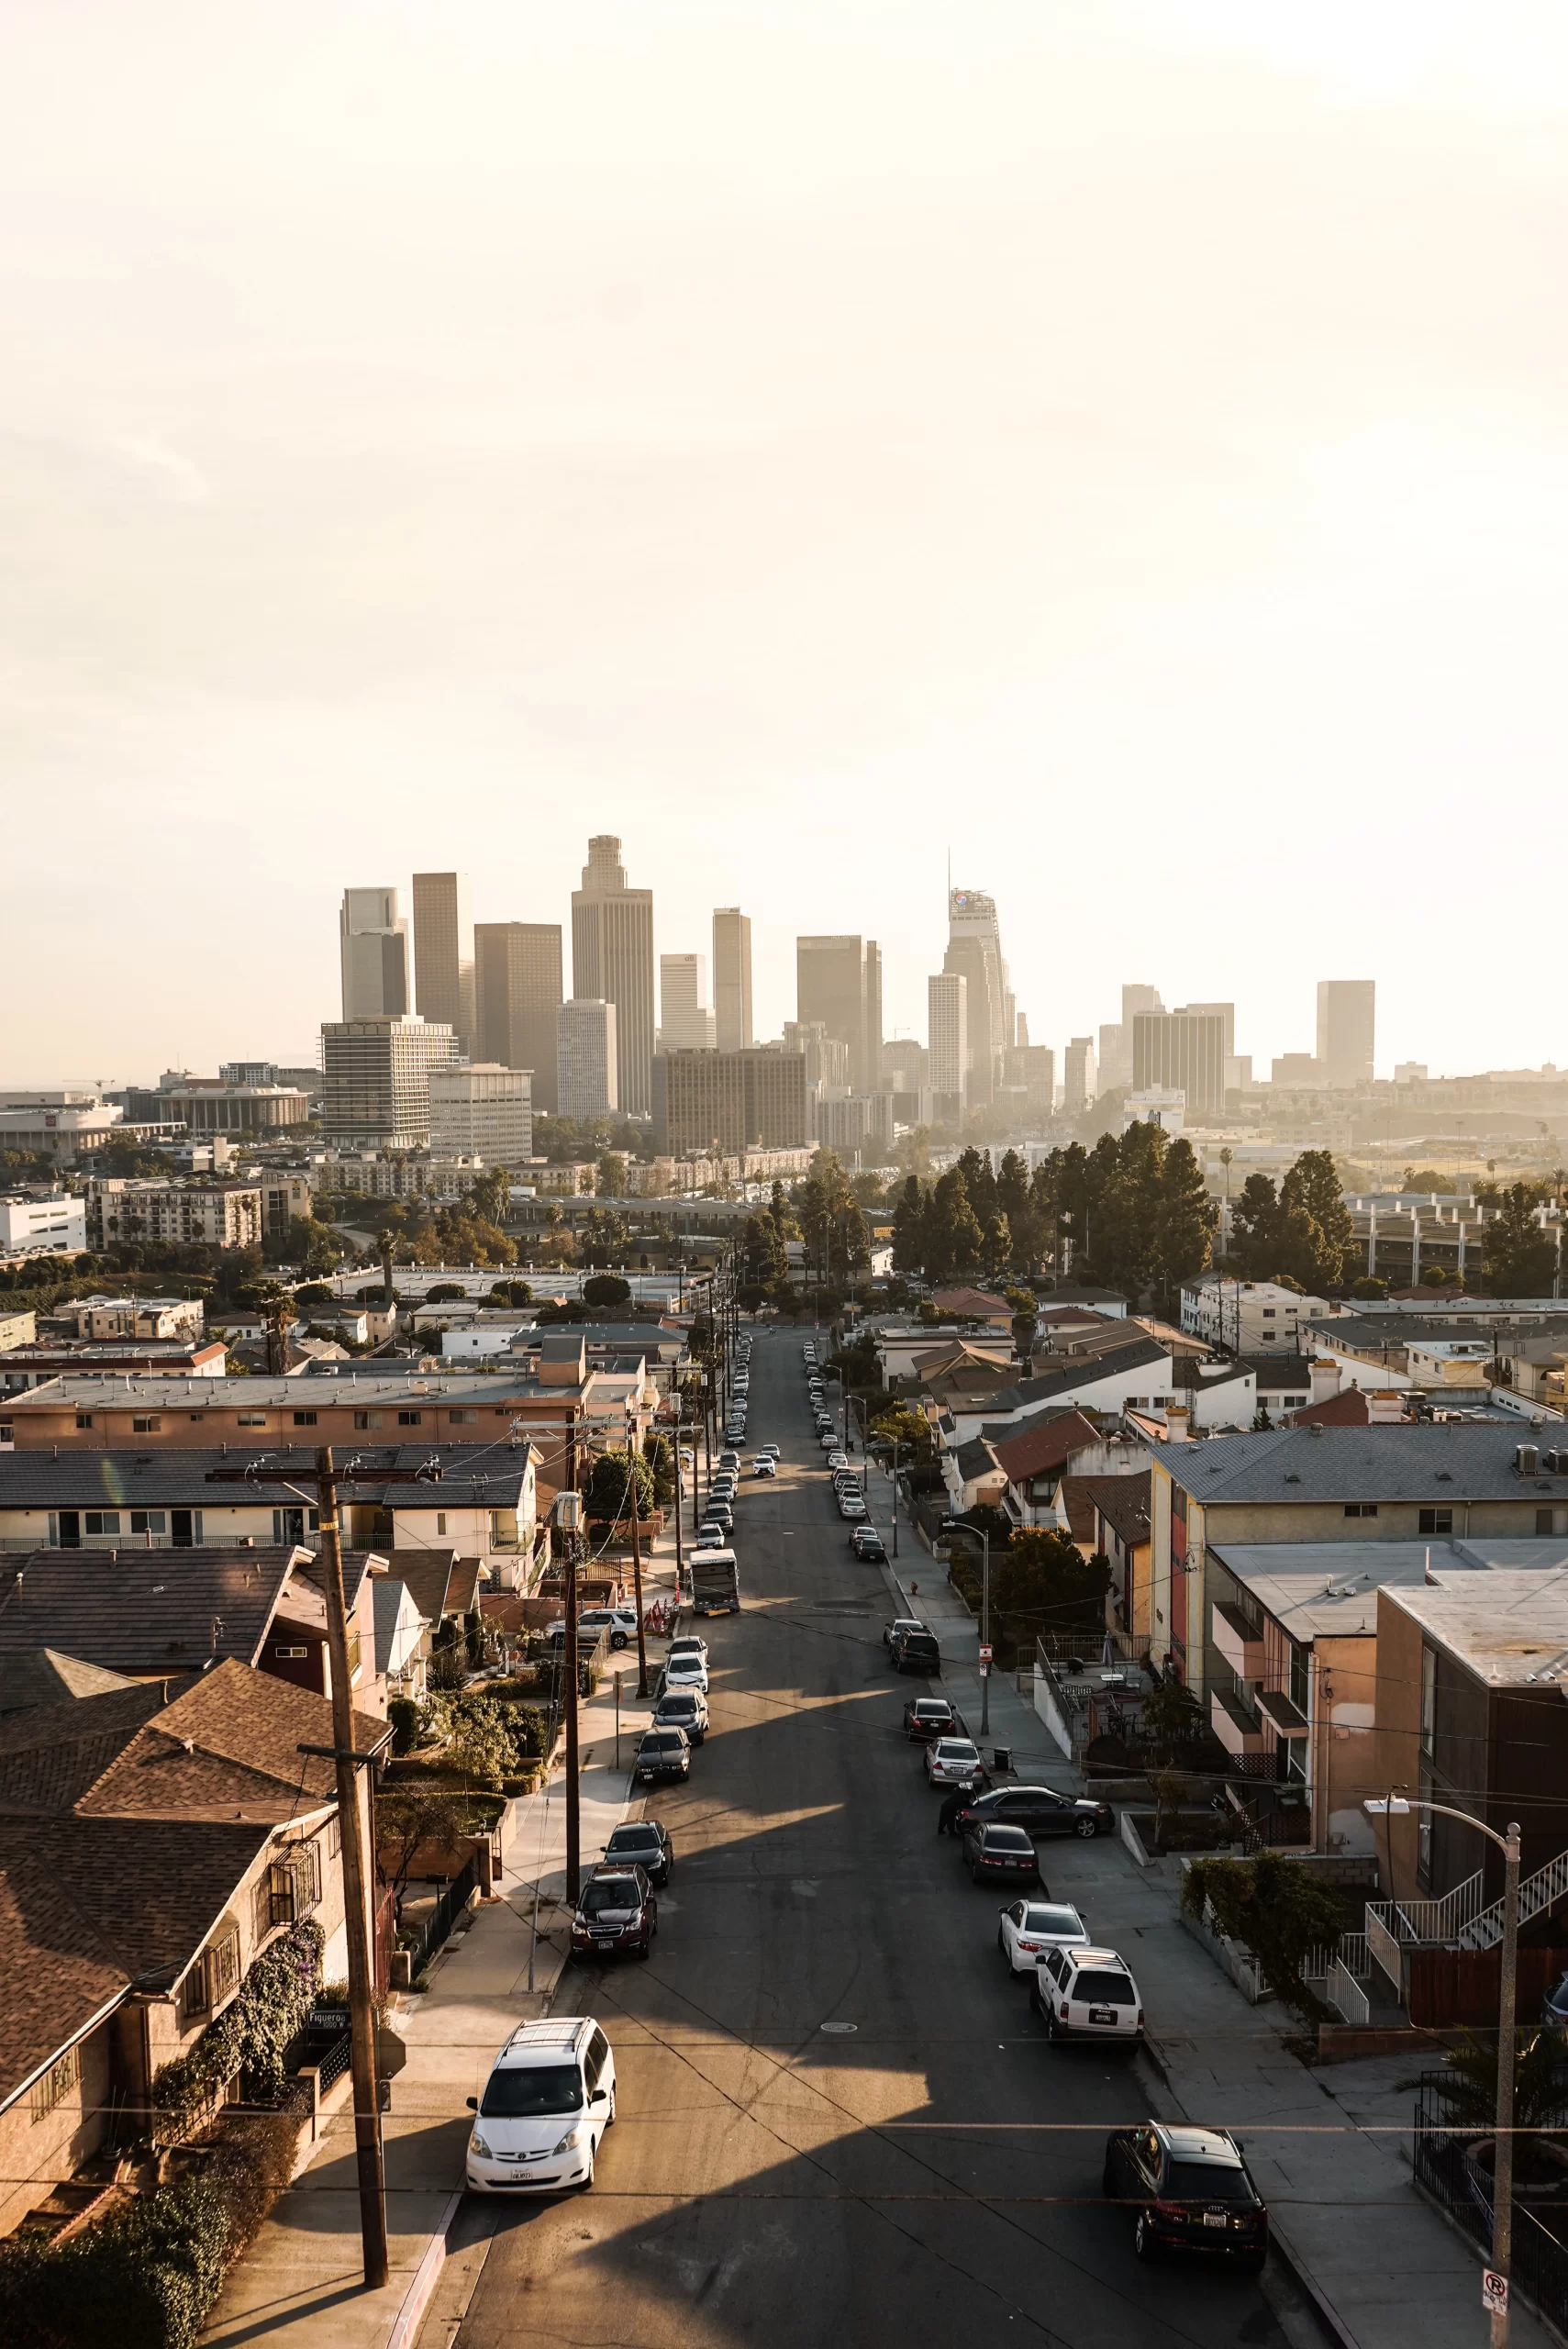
[1024,1906,1082,1935]
[937,1741,978,1761]
[659,1696,698,1716]
[641,1732,682,1753]
[583,1879,639,1915]
[606,1829,657,1854]
[915,1704,951,1720]
[1165,2162,1252,2205]
[1073,1969,1136,2004]
[482,2062,584,2118]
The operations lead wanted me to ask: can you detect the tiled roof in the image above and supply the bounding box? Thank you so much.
[1286,1389,1376,1428]
[951,1438,1001,1480]
[1161,1420,1568,1506]
[0,1648,139,1717]
[1081,1470,1152,1548]
[0,1549,298,1673]
[990,1409,1103,1485]
[929,1286,1011,1316]
[0,1445,528,1511]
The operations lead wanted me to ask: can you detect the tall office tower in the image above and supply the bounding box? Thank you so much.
[652,1047,808,1155]
[412,873,475,1053]
[712,908,753,1052]
[1097,1023,1129,1091]
[1183,1001,1235,1058]
[1063,1037,1097,1113]
[928,973,968,1125]
[1131,1008,1227,1115]
[557,999,618,1121]
[320,1016,455,1148]
[571,836,655,1116]
[1123,984,1165,1025]
[1016,1013,1030,1050]
[339,889,409,1021]
[784,1021,851,1088]
[944,889,1006,1108]
[1316,981,1376,1088]
[658,953,717,1052]
[473,922,563,1113]
[797,936,879,1091]
[428,1065,533,1163]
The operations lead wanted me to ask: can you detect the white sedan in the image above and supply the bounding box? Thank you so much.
[925,1737,987,1788]
[997,1899,1090,1979]
[662,1655,710,1694]
[752,1457,777,1478]
[826,1451,849,1471]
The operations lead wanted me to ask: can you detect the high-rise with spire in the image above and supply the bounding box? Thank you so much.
[571,835,655,1115]
[943,888,1007,1108]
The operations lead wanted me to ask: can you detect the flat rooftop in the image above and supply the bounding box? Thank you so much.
[1210,1536,1568,1639]
[1387,1571,1568,1684]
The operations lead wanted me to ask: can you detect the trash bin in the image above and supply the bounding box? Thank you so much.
[992,1746,1011,1774]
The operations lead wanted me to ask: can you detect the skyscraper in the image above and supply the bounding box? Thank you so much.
[1316,981,1376,1088]
[473,922,563,1113]
[557,999,618,1121]
[320,1015,454,1147]
[796,935,880,1091]
[572,836,655,1116]
[1131,1008,1226,1114]
[658,954,717,1052]
[412,872,475,1054]
[339,888,409,1022]
[712,908,753,1052]
[929,972,968,1123]
[1100,985,1165,1092]
[944,890,1006,1107]
[1063,1037,1098,1113]
[653,1048,808,1155]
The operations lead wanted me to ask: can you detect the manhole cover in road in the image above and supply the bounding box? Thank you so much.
[819,2021,858,2035]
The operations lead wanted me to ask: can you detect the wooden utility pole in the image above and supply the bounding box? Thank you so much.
[628,1406,649,1698]
[313,1447,389,2291]
[560,1419,584,1905]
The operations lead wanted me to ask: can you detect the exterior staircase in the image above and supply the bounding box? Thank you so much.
[1458,1844,1568,1952]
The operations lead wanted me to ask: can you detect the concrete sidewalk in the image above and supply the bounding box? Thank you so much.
[201,1536,682,2349]
[877,1470,1551,2349]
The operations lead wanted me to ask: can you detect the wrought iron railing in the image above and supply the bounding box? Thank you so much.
[1413,2076,1568,2339]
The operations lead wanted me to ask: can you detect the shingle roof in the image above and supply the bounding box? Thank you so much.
[990,1409,1104,1485]
[1161,1420,1568,1506]
[0,1548,299,1673]
[961,1335,1168,1417]
[0,1648,139,1717]
[1081,1471,1152,1548]
[951,1437,1001,1480]
[0,1445,528,1510]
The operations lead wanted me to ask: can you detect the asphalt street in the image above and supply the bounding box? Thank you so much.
[443,1329,1313,2349]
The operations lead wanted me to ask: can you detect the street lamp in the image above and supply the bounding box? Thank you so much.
[1365,1794,1521,2345]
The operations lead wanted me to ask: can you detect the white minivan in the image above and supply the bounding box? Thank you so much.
[466,2017,617,2192]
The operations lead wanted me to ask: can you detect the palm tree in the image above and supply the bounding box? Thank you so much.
[375,1228,397,1308]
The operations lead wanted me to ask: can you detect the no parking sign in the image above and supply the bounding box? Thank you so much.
[1483,2271,1508,2316]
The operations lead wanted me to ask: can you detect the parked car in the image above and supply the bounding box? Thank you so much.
[903,1696,959,1742]
[465,2016,617,2194]
[827,1451,849,1470]
[570,1865,658,1960]
[753,1457,776,1478]
[891,1626,941,1675]
[718,1450,740,1471]
[818,1431,841,1452]
[997,1899,1088,1975]
[662,1653,710,1694]
[702,1504,734,1531]
[667,1634,707,1667]
[925,1736,987,1788]
[851,1527,887,1562]
[1030,1944,1144,2046]
[962,1820,1040,1885]
[603,1819,673,1884]
[654,1687,709,1744]
[952,1784,1116,1840]
[1103,2122,1267,2271]
[884,1616,925,1648]
[839,1494,867,1520]
[633,1727,692,1785]
[575,1606,639,1651]
[759,1443,781,1459]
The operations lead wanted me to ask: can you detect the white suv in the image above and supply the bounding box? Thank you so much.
[1030,1945,1144,2045]
[465,2016,617,2192]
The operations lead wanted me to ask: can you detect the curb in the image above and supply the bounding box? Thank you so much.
[1142,2035,1360,2349]
[385,2191,462,2349]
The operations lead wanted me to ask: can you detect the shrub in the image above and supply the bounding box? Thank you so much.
[387,1696,422,1755]
[1182,1854,1346,2021]
[439,1693,517,1787]
[151,1920,324,2135]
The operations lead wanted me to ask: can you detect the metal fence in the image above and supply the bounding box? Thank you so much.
[1413,2076,1568,2339]
[402,1851,482,1976]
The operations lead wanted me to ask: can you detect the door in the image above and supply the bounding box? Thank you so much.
[171,1508,195,1547]
[57,1509,81,1548]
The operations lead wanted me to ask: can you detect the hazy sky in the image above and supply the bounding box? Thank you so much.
[5,1,1567,1086]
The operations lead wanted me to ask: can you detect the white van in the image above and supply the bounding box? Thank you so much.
[465,2016,617,2192]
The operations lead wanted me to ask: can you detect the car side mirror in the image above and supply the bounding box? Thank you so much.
[591,2087,609,2104]
[466,2096,478,2110]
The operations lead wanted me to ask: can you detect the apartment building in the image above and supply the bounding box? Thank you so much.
[428,1063,533,1163]
[557,999,618,1120]
[320,1016,457,1149]
[651,1048,808,1156]
[84,1180,262,1253]
[1181,1275,1334,1354]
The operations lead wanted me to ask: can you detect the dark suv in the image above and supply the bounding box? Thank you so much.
[634,1728,691,1785]
[570,1865,658,1960]
[1103,2121,1268,2272]
[603,1820,673,1883]
[891,1626,940,1675]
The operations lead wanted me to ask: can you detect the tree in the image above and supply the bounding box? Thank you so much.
[1280,1150,1355,1290]
[1484,1184,1557,1297]
[584,1446,655,1524]
[989,1528,1111,1652]
[640,1431,676,1506]
[868,1400,935,1462]
[375,1228,398,1308]
[1139,1675,1206,1764]
[427,1282,468,1304]
[891,1175,929,1275]
[1182,1853,1351,2022]
[981,1213,1012,1283]
[583,1272,632,1308]
[439,1693,518,1788]
[596,1152,628,1198]
[926,1167,983,1283]
[1155,1136,1214,1300]
[239,1278,297,1375]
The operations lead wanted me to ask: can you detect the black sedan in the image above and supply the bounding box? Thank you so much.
[850,1526,887,1563]
[633,1728,691,1785]
[955,1784,1115,1839]
[902,1696,960,1742]
[1103,2121,1268,2273]
[602,1819,673,1884]
[960,1820,1040,1886]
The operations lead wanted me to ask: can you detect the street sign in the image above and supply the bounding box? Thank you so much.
[979,1644,993,1662]
[979,1661,990,1678]
[1483,2271,1508,2315]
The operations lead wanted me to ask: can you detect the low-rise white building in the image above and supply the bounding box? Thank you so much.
[1182,1275,1333,1355]
[0,1194,86,1258]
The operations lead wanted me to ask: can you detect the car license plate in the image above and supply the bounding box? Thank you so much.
[1089,2005,1117,2026]
[1203,2211,1227,2229]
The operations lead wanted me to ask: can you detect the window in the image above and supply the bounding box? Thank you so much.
[29,2043,81,2124]
[180,1924,241,2024]
[449,1408,476,1425]
[398,1409,423,1426]
[129,1510,166,1535]
[293,1409,317,1427]
[273,1644,308,1659]
[1418,1508,1453,1535]
[132,1416,161,1434]
[187,1412,205,1423]
[1262,1307,1276,1319]
[75,1413,94,1430]
[83,1511,121,1536]
[237,1411,267,1427]
[436,1512,448,1536]
[1344,1503,1379,1520]
[354,1410,384,1431]
[257,1842,322,1932]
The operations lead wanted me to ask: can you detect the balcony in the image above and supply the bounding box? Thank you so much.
[1210,1683,1268,1758]
[1210,1600,1264,1682]
[1256,1686,1308,1740]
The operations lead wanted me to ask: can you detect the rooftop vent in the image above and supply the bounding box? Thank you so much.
[1518,1443,1540,1476]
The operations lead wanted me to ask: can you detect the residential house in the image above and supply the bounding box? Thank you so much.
[927,1286,1015,1333]
[1082,1473,1152,1638]
[977,1409,1147,1531]
[373,1578,429,1702]
[1149,1422,1568,1698]
[61,1297,206,1341]
[1038,1284,1129,1319]
[940,1335,1173,1448]
[1181,1275,1334,1354]
[0,1340,228,1392]
[1171,1357,1258,1433]
[0,1660,386,2237]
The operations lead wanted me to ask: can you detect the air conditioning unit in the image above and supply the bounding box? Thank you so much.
[1516,1442,1540,1475]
